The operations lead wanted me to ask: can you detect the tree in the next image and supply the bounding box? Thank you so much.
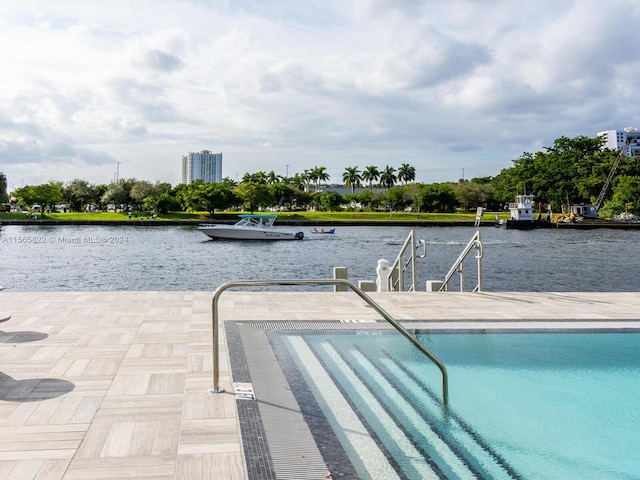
[608,175,640,216]
[236,182,274,212]
[379,165,397,189]
[404,184,422,212]
[12,185,38,210]
[270,183,299,210]
[397,164,416,185]
[175,180,236,213]
[63,179,93,212]
[301,169,313,192]
[319,191,343,211]
[310,166,330,192]
[289,173,306,190]
[221,177,238,188]
[342,166,362,194]
[354,189,374,210]
[453,181,493,212]
[362,165,380,191]
[242,171,268,184]
[292,188,312,210]
[266,170,279,185]
[130,180,157,209]
[418,183,457,212]
[199,183,238,214]
[16,182,64,212]
[385,187,406,211]
[494,135,608,212]
[92,184,109,209]
[144,193,180,214]
[102,178,137,208]
[177,180,205,212]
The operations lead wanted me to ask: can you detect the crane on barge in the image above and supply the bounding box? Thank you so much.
[569,127,639,220]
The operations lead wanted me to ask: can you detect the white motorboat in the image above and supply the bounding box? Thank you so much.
[198,214,304,240]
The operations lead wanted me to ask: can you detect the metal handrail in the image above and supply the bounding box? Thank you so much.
[389,231,427,292]
[439,230,483,292]
[210,279,449,405]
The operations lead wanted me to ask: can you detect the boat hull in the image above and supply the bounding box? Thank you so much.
[311,228,335,234]
[495,219,552,229]
[198,226,304,240]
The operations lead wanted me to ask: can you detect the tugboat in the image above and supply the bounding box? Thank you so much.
[495,194,551,229]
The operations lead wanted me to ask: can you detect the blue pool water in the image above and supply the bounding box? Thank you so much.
[277,330,640,480]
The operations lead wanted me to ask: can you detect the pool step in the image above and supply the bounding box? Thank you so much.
[290,335,520,479]
[373,348,519,479]
[286,336,405,479]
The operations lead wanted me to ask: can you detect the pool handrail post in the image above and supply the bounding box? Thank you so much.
[208,285,225,393]
[475,230,483,293]
[209,279,449,406]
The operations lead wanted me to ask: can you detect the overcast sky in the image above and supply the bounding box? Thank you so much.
[2,0,639,189]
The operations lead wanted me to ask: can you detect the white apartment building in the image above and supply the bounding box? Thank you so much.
[597,128,640,158]
[181,151,223,184]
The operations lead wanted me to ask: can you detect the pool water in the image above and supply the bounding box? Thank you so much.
[277,330,640,480]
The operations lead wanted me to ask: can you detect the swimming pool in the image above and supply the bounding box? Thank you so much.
[233,325,640,479]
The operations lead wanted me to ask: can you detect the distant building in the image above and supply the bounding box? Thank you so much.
[597,128,640,158]
[181,151,223,184]
[0,172,7,203]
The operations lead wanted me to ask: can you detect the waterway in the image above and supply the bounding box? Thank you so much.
[0,224,638,292]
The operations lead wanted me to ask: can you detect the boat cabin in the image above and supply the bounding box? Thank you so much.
[235,214,277,228]
[570,205,598,219]
[508,194,535,221]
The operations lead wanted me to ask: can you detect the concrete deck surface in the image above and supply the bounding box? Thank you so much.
[0,290,638,479]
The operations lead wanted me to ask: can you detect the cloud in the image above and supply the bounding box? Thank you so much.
[1,0,639,188]
[145,49,183,72]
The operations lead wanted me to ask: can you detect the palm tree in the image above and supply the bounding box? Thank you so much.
[342,166,362,194]
[311,165,330,192]
[289,173,306,191]
[361,165,380,191]
[398,163,416,185]
[266,170,279,185]
[241,171,268,184]
[379,165,397,189]
[302,169,312,192]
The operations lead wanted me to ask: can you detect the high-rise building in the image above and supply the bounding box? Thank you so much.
[597,128,640,158]
[181,151,223,184]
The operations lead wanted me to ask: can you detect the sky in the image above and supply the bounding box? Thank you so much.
[2,0,640,190]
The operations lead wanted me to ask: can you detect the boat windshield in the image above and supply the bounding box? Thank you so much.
[236,215,276,227]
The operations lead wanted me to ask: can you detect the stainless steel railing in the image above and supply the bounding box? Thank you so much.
[210,279,449,405]
[388,230,427,292]
[439,230,483,292]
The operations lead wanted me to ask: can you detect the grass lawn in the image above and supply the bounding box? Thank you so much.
[1,210,505,223]
[0,211,210,221]
[275,211,486,222]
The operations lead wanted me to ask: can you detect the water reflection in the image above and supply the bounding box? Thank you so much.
[0,225,638,292]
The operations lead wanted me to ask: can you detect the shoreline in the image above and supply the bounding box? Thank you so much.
[2,218,640,228]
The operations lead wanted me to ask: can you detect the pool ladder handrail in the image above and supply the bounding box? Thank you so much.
[388,230,427,292]
[439,229,483,292]
[210,279,449,406]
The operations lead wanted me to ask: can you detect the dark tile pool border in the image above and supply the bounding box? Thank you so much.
[227,321,640,479]
[227,320,358,479]
[225,321,277,480]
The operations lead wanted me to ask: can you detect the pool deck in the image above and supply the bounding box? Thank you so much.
[0,290,639,479]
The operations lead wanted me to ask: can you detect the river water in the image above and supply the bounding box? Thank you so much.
[0,224,638,292]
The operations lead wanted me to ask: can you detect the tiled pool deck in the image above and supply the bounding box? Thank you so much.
[0,290,639,479]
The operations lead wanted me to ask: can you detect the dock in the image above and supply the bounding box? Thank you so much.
[1,290,639,479]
